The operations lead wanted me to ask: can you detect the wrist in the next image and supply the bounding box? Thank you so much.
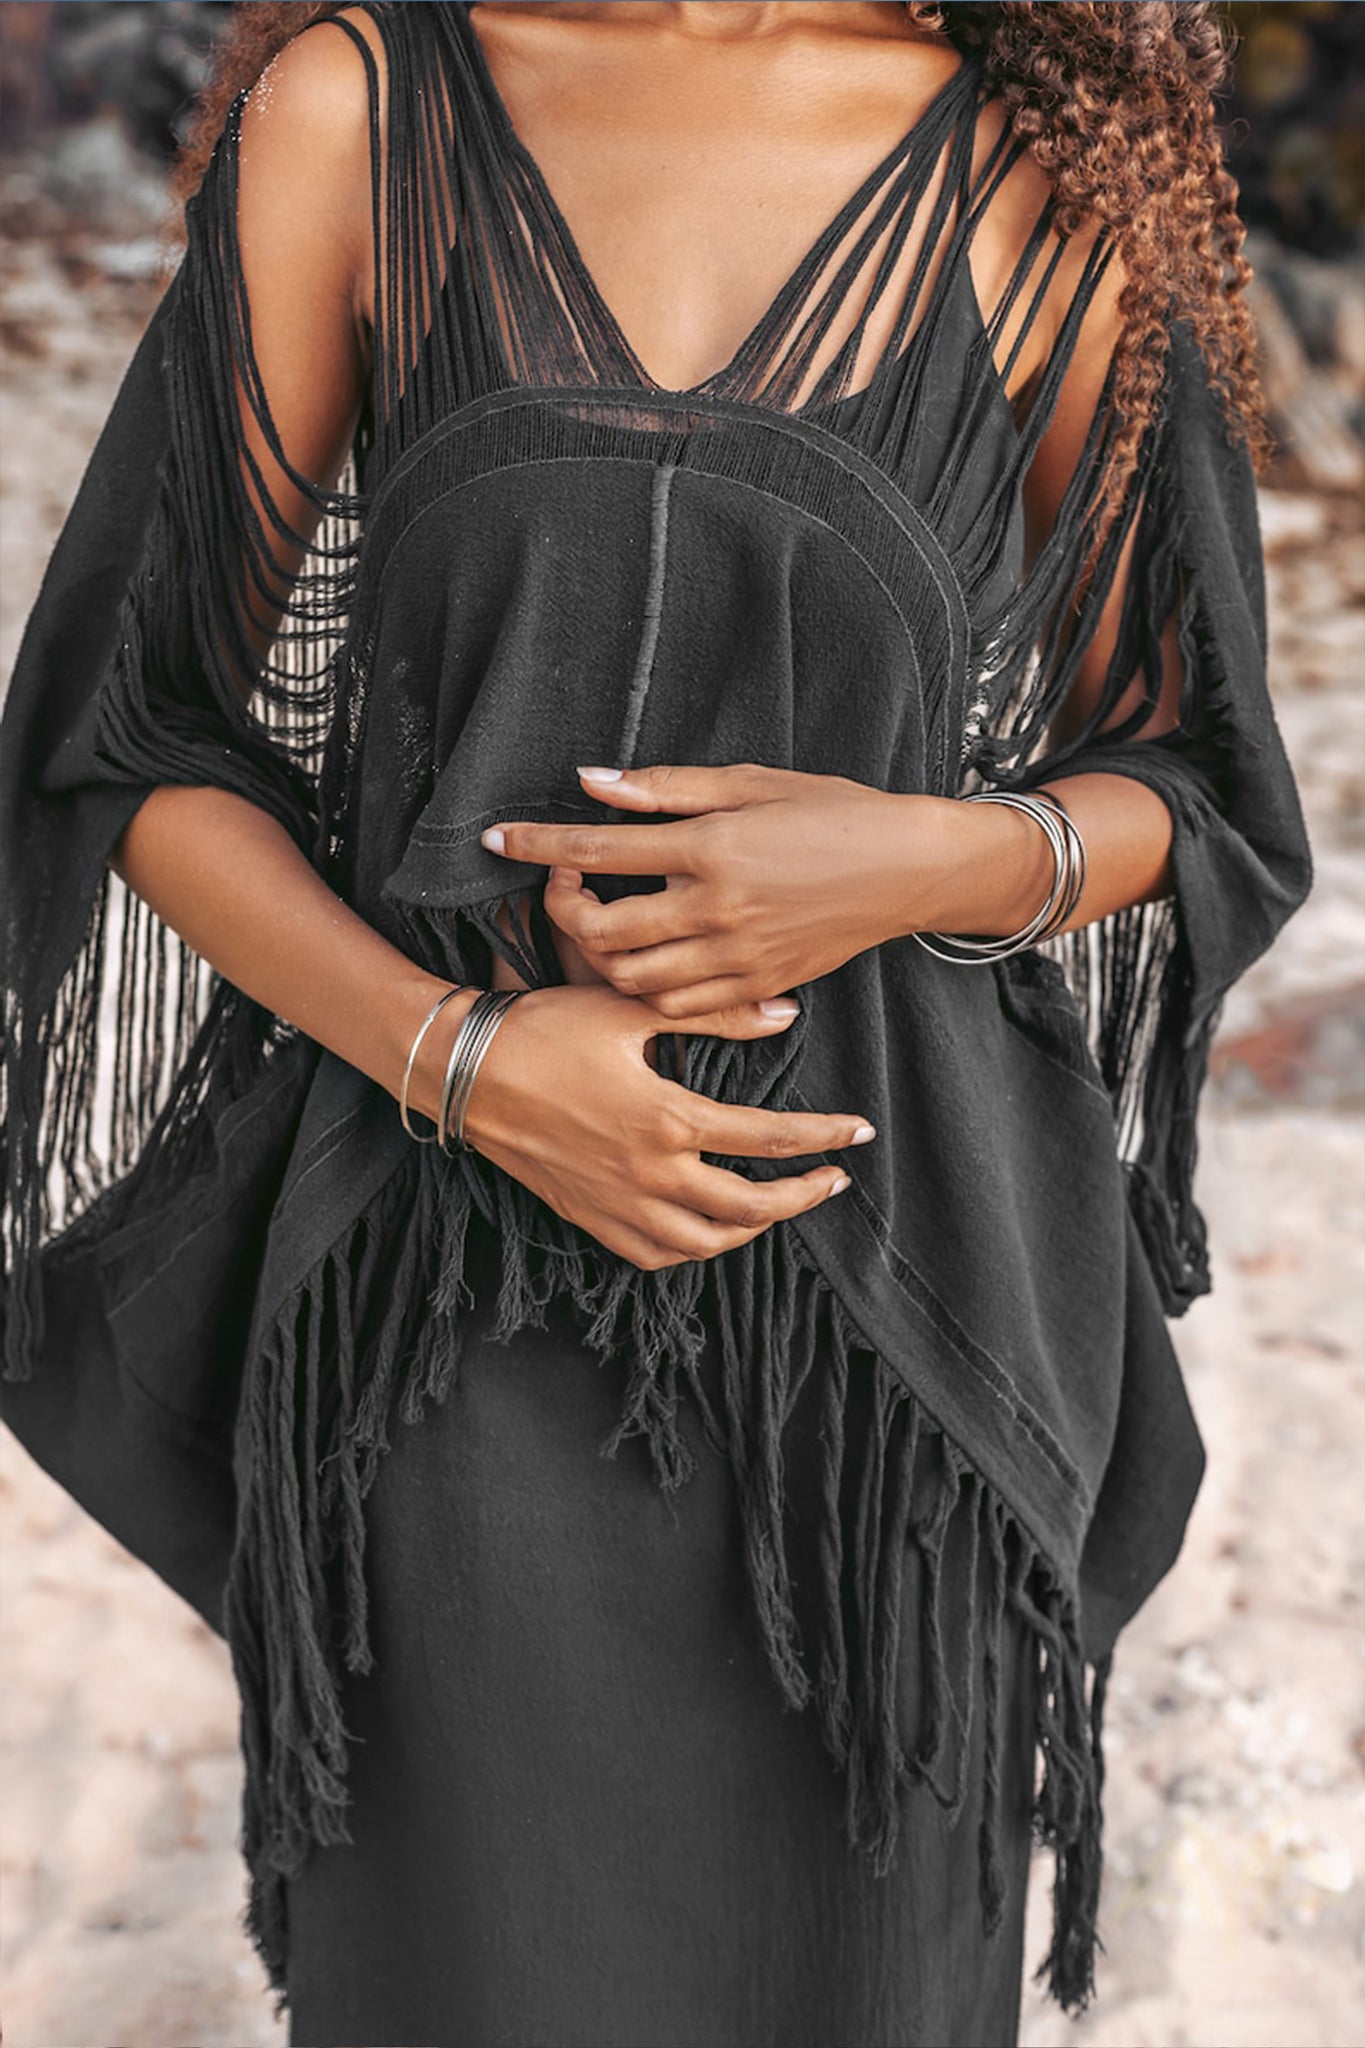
[891,793,1057,941]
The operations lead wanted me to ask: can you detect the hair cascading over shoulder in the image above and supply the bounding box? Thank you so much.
[170,0,1269,512]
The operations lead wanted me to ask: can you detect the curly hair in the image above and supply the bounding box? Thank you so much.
[171,1,1269,499]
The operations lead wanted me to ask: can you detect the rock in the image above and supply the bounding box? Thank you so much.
[1291,1842,1355,1896]
[89,236,171,282]
[1249,266,1365,493]
[1210,984,1365,1111]
[1166,1769,1230,1810]
[35,116,170,232]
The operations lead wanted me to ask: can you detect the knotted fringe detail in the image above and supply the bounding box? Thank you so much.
[1033,1634,1112,2012]
[1,863,273,1388]
[225,1136,1108,2016]
[1036,471,1215,1323]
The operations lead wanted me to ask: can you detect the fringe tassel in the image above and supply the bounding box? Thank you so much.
[1,860,273,1387]
[222,1132,1109,2017]
[6,857,1109,2016]
[1025,1582,1111,2014]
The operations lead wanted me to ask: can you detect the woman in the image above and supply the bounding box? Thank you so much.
[0,3,1311,2044]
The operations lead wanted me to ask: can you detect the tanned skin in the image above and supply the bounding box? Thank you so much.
[112,1,1176,1273]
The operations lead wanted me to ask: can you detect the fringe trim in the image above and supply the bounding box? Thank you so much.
[1031,469,1229,1318]
[224,1133,1109,2019]
[2,860,276,1385]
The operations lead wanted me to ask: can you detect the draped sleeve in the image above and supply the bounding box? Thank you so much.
[1,14,377,1388]
[992,322,1313,1314]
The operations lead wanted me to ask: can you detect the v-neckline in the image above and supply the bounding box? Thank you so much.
[459,2,976,403]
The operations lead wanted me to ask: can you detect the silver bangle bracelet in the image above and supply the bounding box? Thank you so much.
[438,988,526,1157]
[912,788,1087,965]
[970,790,1086,946]
[1028,789,1088,941]
[437,994,495,1158]
[398,984,471,1142]
[918,796,1068,959]
[443,993,510,1153]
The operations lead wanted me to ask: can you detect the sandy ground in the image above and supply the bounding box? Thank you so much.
[1,222,1363,2048]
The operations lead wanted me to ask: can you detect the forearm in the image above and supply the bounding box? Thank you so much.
[108,784,479,1121]
[888,772,1174,942]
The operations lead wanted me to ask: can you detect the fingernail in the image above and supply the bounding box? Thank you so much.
[577,765,624,782]
[851,1123,876,1144]
[480,827,506,853]
[829,1172,852,1195]
[760,999,800,1021]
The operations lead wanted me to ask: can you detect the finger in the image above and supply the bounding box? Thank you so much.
[598,940,724,1001]
[681,1159,854,1229]
[609,1195,722,1268]
[480,818,701,875]
[635,976,754,1020]
[695,1099,878,1162]
[633,996,802,1042]
[611,1226,696,1273]
[542,865,692,954]
[574,762,774,814]
[634,1171,847,1261]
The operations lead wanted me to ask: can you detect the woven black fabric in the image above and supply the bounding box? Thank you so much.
[0,2,1312,2022]
[282,1199,1042,2048]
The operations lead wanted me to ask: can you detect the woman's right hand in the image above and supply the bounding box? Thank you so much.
[418,981,873,1272]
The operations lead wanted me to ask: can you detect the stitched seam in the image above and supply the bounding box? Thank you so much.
[375,454,933,710]
[789,1077,1088,1503]
[788,1209,1089,1573]
[371,380,954,554]
[284,1106,366,1202]
[366,383,968,623]
[361,388,968,762]
[997,1007,1114,1103]
[96,1047,317,1290]
[618,458,676,766]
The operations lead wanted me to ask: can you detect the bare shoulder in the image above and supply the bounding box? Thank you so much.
[239,5,385,166]
[226,8,398,359]
[966,88,1126,384]
[232,8,389,304]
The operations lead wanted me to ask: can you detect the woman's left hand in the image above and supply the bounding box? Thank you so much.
[479,763,970,1018]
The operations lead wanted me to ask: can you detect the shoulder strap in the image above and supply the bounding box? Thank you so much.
[346,5,1072,454]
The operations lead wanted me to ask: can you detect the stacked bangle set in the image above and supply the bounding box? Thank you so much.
[911,787,1087,965]
[395,788,1087,1147]
[398,984,525,1154]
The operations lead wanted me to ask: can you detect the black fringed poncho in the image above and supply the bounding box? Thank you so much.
[0,0,1311,2017]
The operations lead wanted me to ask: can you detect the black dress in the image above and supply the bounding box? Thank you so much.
[283,1204,1039,2048]
[0,6,1312,2045]
[267,20,1048,2034]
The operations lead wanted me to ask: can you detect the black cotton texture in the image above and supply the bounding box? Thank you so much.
[0,3,1312,2033]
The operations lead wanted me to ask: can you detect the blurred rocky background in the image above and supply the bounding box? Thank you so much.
[1,5,1363,2047]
